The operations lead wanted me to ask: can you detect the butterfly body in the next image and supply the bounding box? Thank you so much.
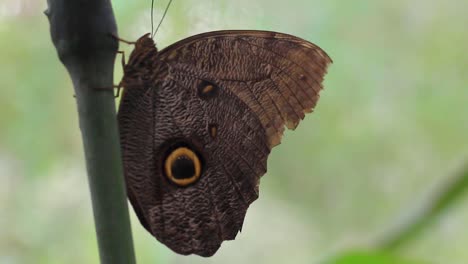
[118,30,331,256]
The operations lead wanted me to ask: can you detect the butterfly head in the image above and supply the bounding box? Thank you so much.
[135,33,157,50]
[120,33,159,89]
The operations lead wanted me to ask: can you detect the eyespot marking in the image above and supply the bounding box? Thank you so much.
[203,85,214,94]
[197,80,219,99]
[208,124,218,139]
[164,147,202,186]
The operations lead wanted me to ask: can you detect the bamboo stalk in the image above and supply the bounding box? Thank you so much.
[45,1,137,263]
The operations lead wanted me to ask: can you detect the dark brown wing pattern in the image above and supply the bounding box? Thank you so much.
[159,30,332,147]
[117,30,331,257]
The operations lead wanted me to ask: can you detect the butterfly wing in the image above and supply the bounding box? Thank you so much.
[118,30,332,257]
[159,30,332,147]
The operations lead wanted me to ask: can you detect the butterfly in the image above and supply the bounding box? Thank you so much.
[116,30,332,256]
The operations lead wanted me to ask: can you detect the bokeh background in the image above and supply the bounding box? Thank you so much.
[1,0,467,263]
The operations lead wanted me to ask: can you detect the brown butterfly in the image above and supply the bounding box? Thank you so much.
[117,30,332,256]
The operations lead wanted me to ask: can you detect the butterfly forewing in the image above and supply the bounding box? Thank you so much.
[159,30,331,147]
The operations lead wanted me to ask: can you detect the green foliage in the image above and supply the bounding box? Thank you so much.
[324,250,427,264]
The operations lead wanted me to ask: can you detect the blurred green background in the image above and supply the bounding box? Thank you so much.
[0,0,467,263]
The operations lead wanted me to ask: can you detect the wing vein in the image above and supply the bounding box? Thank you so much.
[238,37,325,94]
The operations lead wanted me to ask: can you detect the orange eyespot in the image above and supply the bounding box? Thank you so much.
[164,147,202,186]
[197,80,218,99]
[202,84,214,94]
[208,123,218,139]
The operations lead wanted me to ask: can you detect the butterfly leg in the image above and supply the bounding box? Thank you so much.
[114,84,122,98]
[117,51,126,70]
[109,84,122,98]
[109,33,136,45]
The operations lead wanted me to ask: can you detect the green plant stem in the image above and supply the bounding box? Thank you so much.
[45,1,136,263]
[377,161,468,250]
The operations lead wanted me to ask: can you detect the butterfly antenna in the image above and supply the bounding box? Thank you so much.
[151,0,155,38]
[152,0,173,37]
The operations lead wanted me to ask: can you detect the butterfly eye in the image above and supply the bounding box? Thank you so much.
[164,147,202,186]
